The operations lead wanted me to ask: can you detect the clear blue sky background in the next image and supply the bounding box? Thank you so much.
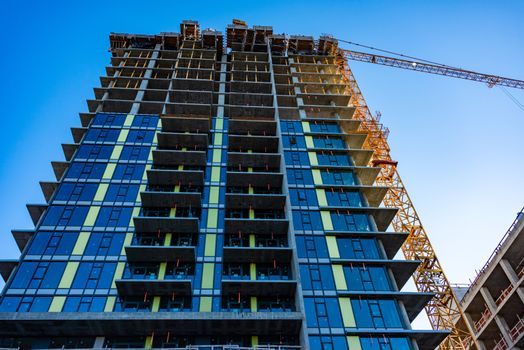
[1,0,523,326]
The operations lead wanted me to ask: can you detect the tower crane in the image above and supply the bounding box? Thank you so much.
[333,40,524,349]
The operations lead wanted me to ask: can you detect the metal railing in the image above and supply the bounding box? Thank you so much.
[463,207,524,300]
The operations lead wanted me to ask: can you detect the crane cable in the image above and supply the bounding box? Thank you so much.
[337,38,524,112]
[498,86,524,112]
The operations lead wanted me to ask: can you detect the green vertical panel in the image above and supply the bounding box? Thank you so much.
[250,263,256,280]
[58,262,79,289]
[212,149,222,163]
[308,152,318,166]
[320,211,334,230]
[209,186,219,204]
[316,189,327,206]
[249,234,255,247]
[104,296,116,312]
[207,209,218,229]
[250,297,257,312]
[312,169,323,185]
[346,336,361,350]
[215,118,224,130]
[339,298,357,328]
[214,133,223,146]
[144,336,153,349]
[164,233,172,247]
[152,296,160,312]
[72,232,90,255]
[110,145,123,160]
[210,167,221,182]
[124,114,134,126]
[200,297,212,312]
[204,234,216,257]
[153,132,158,144]
[103,163,116,180]
[117,129,129,143]
[128,207,140,228]
[158,262,166,280]
[202,263,214,289]
[142,164,151,181]
[147,148,154,162]
[49,296,66,312]
[121,233,133,255]
[83,206,100,226]
[94,183,108,202]
[112,262,125,288]
[301,121,310,133]
[326,236,340,258]
[136,185,146,203]
[305,136,314,148]
[332,265,347,290]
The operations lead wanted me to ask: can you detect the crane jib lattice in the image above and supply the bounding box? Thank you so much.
[335,50,480,350]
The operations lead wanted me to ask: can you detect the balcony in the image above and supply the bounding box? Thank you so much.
[227,152,281,171]
[228,119,276,136]
[226,171,283,188]
[140,190,201,208]
[226,193,286,210]
[152,149,207,167]
[228,135,279,153]
[147,168,205,187]
[222,280,296,296]
[134,216,199,234]
[223,247,293,263]
[115,279,192,296]
[161,115,211,133]
[124,245,196,262]
[157,132,209,150]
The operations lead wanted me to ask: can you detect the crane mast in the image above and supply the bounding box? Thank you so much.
[335,50,480,350]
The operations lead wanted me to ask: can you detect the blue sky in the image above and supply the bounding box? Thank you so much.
[1,0,523,323]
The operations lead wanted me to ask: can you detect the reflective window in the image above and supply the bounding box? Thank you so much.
[63,296,106,312]
[282,135,306,149]
[126,130,155,144]
[94,207,133,227]
[289,189,318,206]
[104,184,139,202]
[42,206,89,227]
[85,232,125,256]
[287,169,313,185]
[71,262,116,289]
[84,128,120,142]
[331,213,371,231]
[54,183,98,202]
[113,164,145,180]
[284,151,310,166]
[337,238,380,259]
[91,114,126,127]
[75,145,113,160]
[351,299,403,329]
[343,266,391,291]
[10,262,66,289]
[120,146,150,161]
[131,115,158,128]
[66,162,106,180]
[27,232,79,256]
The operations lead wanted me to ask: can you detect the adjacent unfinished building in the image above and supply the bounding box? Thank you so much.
[457,208,524,350]
[0,20,446,349]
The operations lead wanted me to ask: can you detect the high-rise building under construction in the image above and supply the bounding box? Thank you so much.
[0,20,447,349]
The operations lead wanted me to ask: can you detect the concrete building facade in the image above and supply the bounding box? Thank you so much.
[458,208,524,350]
[0,20,445,349]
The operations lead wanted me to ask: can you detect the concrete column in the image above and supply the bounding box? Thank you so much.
[267,40,310,350]
[96,51,130,113]
[397,300,413,330]
[480,287,497,313]
[130,43,162,115]
[494,315,514,347]
[500,259,520,285]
